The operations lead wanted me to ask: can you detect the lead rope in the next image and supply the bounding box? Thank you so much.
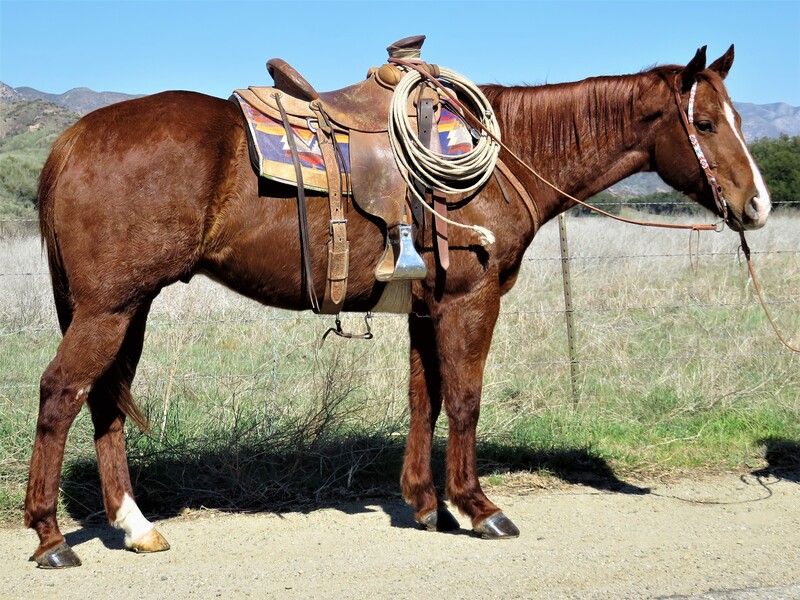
[681,83,797,353]
[739,232,800,353]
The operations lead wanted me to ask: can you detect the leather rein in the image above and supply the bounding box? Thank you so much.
[396,59,798,353]
[392,58,720,233]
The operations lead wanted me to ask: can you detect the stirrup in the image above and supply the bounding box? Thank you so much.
[375,224,427,282]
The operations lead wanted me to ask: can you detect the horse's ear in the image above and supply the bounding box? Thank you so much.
[708,44,735,80]
[682,46,707,91]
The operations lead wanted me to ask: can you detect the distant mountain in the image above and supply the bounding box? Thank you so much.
[609,101,800,197]
[736,102,800,140]
[0,82,24,103]
[7,84,143,116]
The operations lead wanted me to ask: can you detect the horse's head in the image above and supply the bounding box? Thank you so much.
[651,46,771,231]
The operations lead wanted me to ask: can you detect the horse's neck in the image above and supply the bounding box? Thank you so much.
[487,75,659,223]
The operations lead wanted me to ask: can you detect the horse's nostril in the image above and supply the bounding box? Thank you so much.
[742,195,770,229]
[742,201,755,224]
[745,196,760,221]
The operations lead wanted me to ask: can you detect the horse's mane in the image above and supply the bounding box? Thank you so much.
[480,65,682,160]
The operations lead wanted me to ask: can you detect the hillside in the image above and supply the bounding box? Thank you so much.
[0,82,23,103]
[0,98,81,217]
[737,102,800,139]
[0,82,138,218]
[0,99,79,139]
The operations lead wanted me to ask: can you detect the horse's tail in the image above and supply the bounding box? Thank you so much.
[37,122,151,432]
[38,122,85,335]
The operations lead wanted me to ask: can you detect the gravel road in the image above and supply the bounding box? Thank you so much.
[2,472,799,599]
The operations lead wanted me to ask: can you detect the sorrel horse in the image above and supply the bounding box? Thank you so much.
[27,45,770,567]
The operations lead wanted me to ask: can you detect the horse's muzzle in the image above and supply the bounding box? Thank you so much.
[726,194,770,232]
[736,194,771,231]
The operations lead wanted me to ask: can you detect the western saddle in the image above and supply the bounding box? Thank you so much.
[233,36,469,314]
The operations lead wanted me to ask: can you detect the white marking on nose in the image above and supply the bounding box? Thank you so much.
[114,493,156,548]
[723,102,771,223]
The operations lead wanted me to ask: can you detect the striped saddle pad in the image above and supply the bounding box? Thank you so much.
[231,91,474,192]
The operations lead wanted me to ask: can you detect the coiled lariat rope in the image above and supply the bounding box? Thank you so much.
[388,65,501,246]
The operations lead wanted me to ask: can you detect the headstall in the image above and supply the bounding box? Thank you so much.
[674,81,729,224]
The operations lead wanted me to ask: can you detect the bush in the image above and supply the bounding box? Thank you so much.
[0,155,41,211]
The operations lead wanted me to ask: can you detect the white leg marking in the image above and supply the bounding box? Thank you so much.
[114,493,155,547]
[723,102,771,222]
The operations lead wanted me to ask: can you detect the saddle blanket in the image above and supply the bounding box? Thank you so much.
[231,91,475,192]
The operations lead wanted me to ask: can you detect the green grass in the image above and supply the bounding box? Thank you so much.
[1,215,799,523]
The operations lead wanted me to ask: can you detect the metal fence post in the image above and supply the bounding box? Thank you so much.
[558,212,579,406]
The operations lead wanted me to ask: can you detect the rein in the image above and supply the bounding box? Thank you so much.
[393,59,798,353]
[391,57,719,233]
[738,231,800,353]
[675,80,798,353]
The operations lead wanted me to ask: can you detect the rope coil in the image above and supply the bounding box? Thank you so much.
[388,66,501,246]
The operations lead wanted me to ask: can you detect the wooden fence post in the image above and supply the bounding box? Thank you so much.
[558,212,579,406]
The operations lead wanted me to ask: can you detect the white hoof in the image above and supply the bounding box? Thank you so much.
[127,527,171,553]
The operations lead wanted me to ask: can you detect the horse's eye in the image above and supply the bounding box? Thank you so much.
[696,120,715,133]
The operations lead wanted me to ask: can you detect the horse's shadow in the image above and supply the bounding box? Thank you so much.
[751,437,800,482]
[63,522,125,551]
[60,434,649,545]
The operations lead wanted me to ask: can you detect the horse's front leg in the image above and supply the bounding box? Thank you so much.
[437,276,519,538]
[400,314,459,532]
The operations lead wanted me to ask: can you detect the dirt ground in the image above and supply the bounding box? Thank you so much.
[2,472,799,599]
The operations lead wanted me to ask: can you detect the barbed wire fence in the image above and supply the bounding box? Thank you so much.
[2,203,799,426]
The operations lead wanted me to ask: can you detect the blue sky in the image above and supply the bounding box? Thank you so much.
[1,0,798,106]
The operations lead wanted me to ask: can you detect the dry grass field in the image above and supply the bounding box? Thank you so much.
[1,213,798,521]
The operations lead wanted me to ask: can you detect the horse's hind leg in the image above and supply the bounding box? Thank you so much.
[87,302,169,554]
[25,309,138,568]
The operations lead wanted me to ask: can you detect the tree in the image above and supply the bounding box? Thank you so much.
[749,135,800,208]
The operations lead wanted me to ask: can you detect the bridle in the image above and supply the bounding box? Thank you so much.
[673,81,799,353]
[673,80,729,224]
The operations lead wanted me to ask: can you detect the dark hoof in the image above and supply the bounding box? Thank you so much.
[418,507,460,532]
[474,512,520,539]
[33,542,82,569]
